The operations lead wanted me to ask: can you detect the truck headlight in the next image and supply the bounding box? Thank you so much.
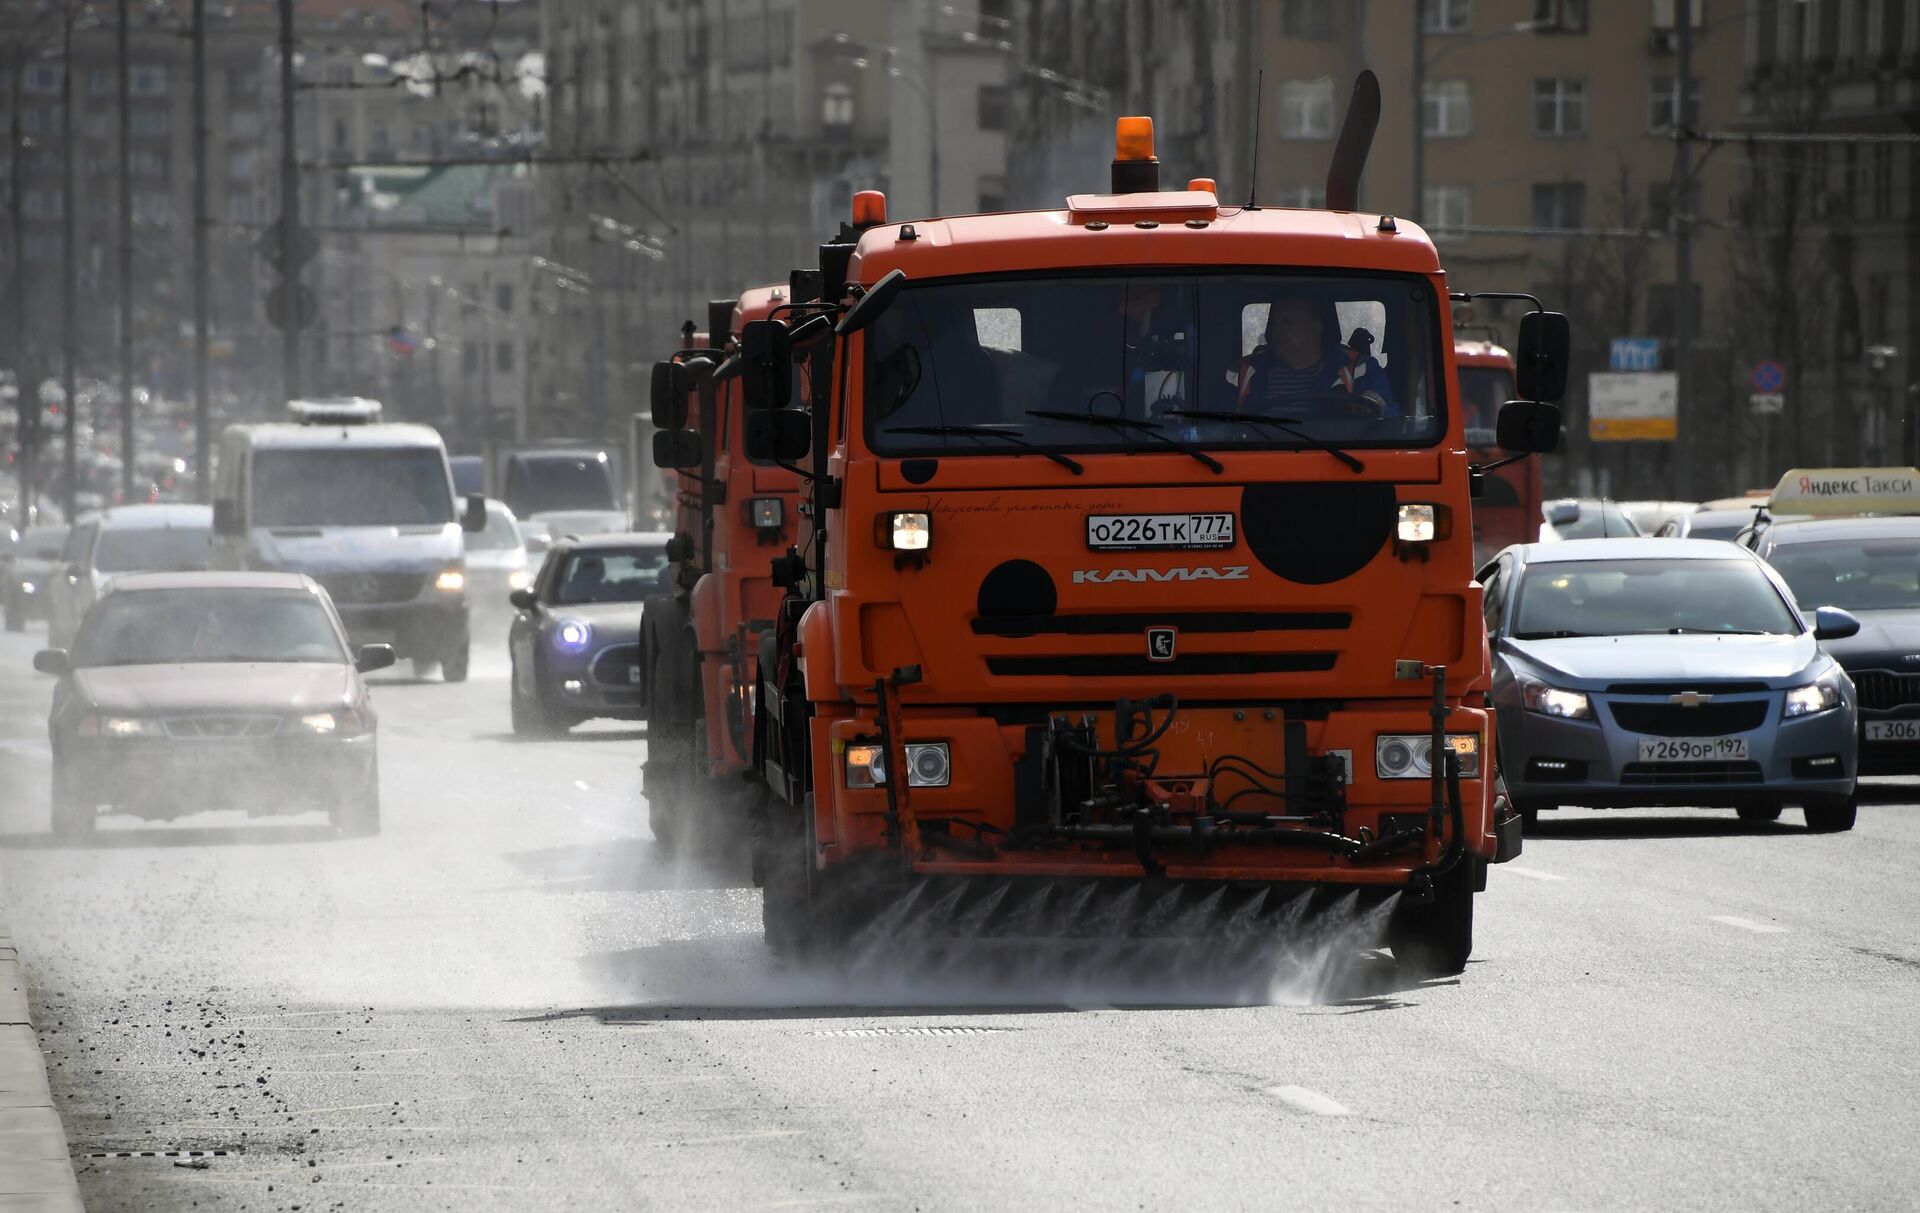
[1520,677,1591,719]
[878,511,931,552]
[746,497,785,529]
[435,568,466,592]
[1397,502,1449,543]
[845,741,950,788]
[1375,733,1480,779]
[554,618,592,652]
[1784,680,1841,718]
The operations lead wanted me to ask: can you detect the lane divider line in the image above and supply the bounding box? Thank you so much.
[1710,915,1789,934]
[1265,1085,1351,1116]
[1503,866,1567,882]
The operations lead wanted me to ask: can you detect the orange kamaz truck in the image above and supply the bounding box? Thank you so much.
[642,291,806,852]
[741,76,1566,972]
[1457,337,1544,563]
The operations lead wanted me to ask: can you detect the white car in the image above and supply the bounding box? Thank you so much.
[464,499,535,609]
[47,505,213,649]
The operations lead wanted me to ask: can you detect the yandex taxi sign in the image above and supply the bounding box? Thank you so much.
[1769,467,1920,516]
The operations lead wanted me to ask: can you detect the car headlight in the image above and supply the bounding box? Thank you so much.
[1520,678,1592,719]
[1784,680,1841,718]
[554,618,592,652]
[1375,733,1481,779]
[435,567,466,592]
[19,580,35,594]
[507,568,534,591]
[297,707,369,736]
[877,511,931,552]
[845,740,950,788]
[97,714,164,738]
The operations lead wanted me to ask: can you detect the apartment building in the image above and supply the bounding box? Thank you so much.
[534,0,889,444]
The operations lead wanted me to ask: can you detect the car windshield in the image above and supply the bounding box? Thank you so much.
[21,527,67,559]
[551,548,669,604]
[864,272,1443,456]
[1768,536,1920,612]
[1458,365,1512,441]
[93,526,212,573]
[252,448,454,528]
[1546,501,1641,539]
[506,454,616,514]
[1512,558,1800,638]
[467,506,522,551]
[75,588,347,666]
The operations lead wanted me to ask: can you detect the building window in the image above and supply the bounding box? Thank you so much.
[1422,80,1472,136]
[332,118,349,149]
[87,68,113,97]
[977,84,1009,133]
[821,83,854,129]
[372,125,390,151]
[1651,0,1707,30]
[463,342,478,375]
[1276,184,1327,208]
[133,190,170,226]
[1532,78,1586,136]
[1423,0,1472,34]
[129,150,165,178]
[228,150,253,179]
[1869,142,1894,218]
[1279,0,1336,38]
[1530,181,1586,229]
[1424,185,1472,236]
[1276,79,1335,139]
[24,189,61,220]
[24,65,62,95]
[1534,0,1589,31]
[1649,76,1702,130]
[495,283,514,313]
[228,194,256,223]
[496,342,514,373]
[131,109,169,137]
[128,65,167,97]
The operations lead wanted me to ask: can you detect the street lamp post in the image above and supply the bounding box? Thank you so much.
[1410,12,1548,222]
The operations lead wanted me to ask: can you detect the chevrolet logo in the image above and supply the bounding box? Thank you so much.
[1669,691,1714,707]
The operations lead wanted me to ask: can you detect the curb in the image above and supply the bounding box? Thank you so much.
[0,876,85,1212]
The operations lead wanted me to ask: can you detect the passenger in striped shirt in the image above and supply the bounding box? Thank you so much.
[1237,294,1397,418]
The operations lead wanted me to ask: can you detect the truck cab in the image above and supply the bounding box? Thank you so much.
[747,101,1565,972]
[211,397,485,681]
[1457,338,1544,562]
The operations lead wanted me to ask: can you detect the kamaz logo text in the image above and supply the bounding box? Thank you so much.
[1072,566,1251,584]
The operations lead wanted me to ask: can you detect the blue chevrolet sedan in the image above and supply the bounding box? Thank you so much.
[1480,539,1862,832]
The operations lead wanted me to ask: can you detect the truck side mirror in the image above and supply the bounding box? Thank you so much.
[650,360,689,430]
[1497,399,1561,454]
[740,319,793,412]
[652,429,701,470]
[1515,311,1571,402]
[745,410,811,463]
[212,498,242,536]
[461,493,488,533]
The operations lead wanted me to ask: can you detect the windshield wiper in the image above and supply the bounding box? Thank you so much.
[1512,630,1595,640]
[884,425,1083,475]
[1664,627,1771,635]
[1161,409,1365,473]
[1024,411,1223,473]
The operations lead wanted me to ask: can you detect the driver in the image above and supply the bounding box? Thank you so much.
[1237,293,1397,416]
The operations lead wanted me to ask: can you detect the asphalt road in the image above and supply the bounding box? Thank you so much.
[2,616,1918,1211]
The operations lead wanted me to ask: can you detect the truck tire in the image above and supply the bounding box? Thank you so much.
[1803,794,1857,834]
[1390,858,1474,975]
[642,605,697,856]
[50,760,94,840]
[441,644,470,684]
[759,797,812,954]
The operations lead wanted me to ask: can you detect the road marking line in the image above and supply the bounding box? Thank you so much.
[574,779,591,791]
[646,1129,804,1148]
[1265,1085,1350,1116]
[1710,915,1788,934]
[1503,866,1566,882]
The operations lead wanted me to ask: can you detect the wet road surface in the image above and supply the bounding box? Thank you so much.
[2,621,1917,1211]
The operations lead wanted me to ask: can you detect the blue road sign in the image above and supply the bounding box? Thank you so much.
[1610,337,1661,371]
[1752,360,1785,393]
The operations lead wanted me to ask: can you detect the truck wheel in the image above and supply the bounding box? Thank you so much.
[410,658,437,681]
[1736,803,1782,822]
[441,645,470,684]
[1390,858,1474,975]
[50,761,95,840]
[643,611,694,856]
[1803,795,1857,834]
[760,797,813,955]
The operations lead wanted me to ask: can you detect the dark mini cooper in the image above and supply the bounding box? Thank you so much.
[508,533,670,735]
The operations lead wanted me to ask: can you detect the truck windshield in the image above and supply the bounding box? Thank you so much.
[252,448,454,528]
[1458,366,1513,443]
[505,454,616,514]
[864,272,1443,457]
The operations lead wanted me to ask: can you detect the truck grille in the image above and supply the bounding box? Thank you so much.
[1850,670,1920,712]
[985,652,1336,678]
[971,611,1351,637]
[591,643,644,688]
[312,572,427,604]
[1621,761,1763,785]
[1608,700,1768,736]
